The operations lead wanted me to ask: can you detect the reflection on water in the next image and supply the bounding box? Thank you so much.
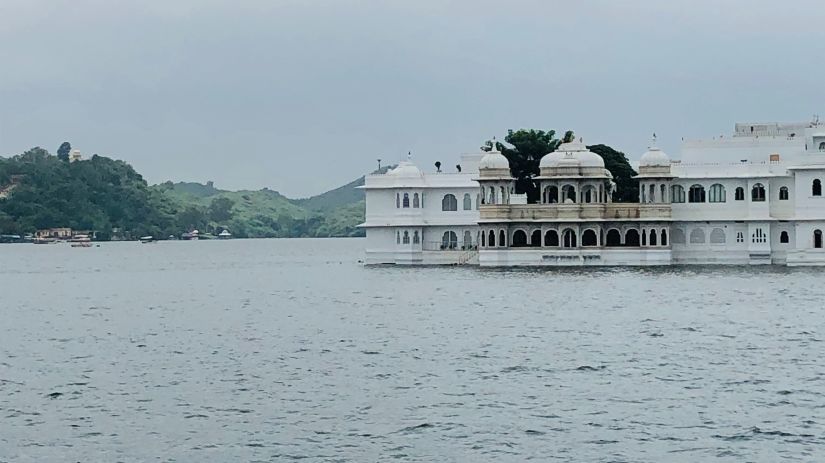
[1,239,823,462]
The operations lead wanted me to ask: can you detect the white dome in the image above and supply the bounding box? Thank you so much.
[540,138,604,169]
[479,145,510,170]
[578,150,605,168]
[539,151,565,168]
[388,160,423,177]
[639,147,670,167]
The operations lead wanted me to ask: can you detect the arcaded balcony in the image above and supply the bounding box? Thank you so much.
[479,203,671,222]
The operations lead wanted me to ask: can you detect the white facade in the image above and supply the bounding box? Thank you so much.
[362,120,825,266]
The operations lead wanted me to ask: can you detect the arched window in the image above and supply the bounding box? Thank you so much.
[671,228,685,244]
[582,229,598,247]
[543,185,559,204]
[751,183,766,202]
[441,231,458,249]
[481,232,486,247]
[582,186,597,204]
[489,186,496,204]
[736,231,744,243]
[561,184,577,203]
[661,229,668,246]
[814,179,822,197]
[708,184,726,203]
[562,229,577,248]
[650,229,658,246]
[671,185,685,203]
[402,231,410,244]
[624,229,640,246]
[413,193,420,208]
[463,193,472,210]
[710,228,726,244]
[690,228,705,244]
[544,230,559,247]
[688,184,706,203]
[396,231,400,244]
[441,194,458,211]
[815,229,823,249]
[413,230,420,244]
[642,229,647,246]
[396,193,400,208]
[820,142,825,151]
[605,229,621,246]
[660,184,667,203]
[752,228,767,243]
[488,230,496,247]
[499,230,506,247]
[500,186,507,204]
[402,193,410,208]
[649,184,656,203]
[780,231,789,244]
[735,187,745,201]
[530,230,542,247]
[512,230,528,247]
[476,194,480,210]
[779,186,789,201]
[463,230,472,248]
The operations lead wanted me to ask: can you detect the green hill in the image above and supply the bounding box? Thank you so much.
[0,147,368,239]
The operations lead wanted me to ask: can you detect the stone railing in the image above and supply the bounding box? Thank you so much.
[480,203,671,221]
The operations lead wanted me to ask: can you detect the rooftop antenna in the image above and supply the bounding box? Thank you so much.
[814,114,821,127]
[407,151,412,161]
[377,158,382,171]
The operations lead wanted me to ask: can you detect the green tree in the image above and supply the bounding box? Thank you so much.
[483,130,639,203]
[587,144,639,202]
[57,142,71,162]
[208,196,235,222]
[483,129,562,203]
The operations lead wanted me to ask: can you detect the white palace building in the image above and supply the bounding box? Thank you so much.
[360,120,825,266]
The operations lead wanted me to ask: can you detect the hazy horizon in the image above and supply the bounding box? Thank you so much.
[2,0,824,197]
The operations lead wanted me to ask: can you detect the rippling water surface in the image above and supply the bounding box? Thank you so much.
[1,238,824,462]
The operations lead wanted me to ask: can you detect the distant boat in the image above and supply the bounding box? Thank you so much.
[218,230,232,240]
[70,234,92,248]
[181,230,200,241]
[139,236,156,244]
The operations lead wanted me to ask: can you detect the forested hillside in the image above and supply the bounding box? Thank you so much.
[0,147,367,239]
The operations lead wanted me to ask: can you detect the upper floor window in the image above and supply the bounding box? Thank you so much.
[816,229,823,248]
[396,193,400,208]
[688,184,705,203]
[442,194,458,211]
[814,179,822,197]
[779,186,789,201]
[708,184,726,203]
[819,142,825,151]
[751,183,766,202]
[403,193,410,208]
[413,193,420,208]
[413,230,420,244]
[736,231,744,243]
[463,193,472,210]
[671,185,685,203]
[780,231,789,243]
[735,187,745,201]
[402,231,410,244]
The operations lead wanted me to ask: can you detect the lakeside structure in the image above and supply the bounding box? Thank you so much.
[360,120,825,266]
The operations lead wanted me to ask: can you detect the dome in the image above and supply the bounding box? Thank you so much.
[539,151,565,168]
[639,147,670,167]
[540,138,604,169]
[388,160,423,177]
[479,143,510,170]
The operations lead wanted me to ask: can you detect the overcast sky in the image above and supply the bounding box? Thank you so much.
[1,0,824,197]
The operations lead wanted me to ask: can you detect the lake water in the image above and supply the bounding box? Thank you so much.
[1,238,824,462]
